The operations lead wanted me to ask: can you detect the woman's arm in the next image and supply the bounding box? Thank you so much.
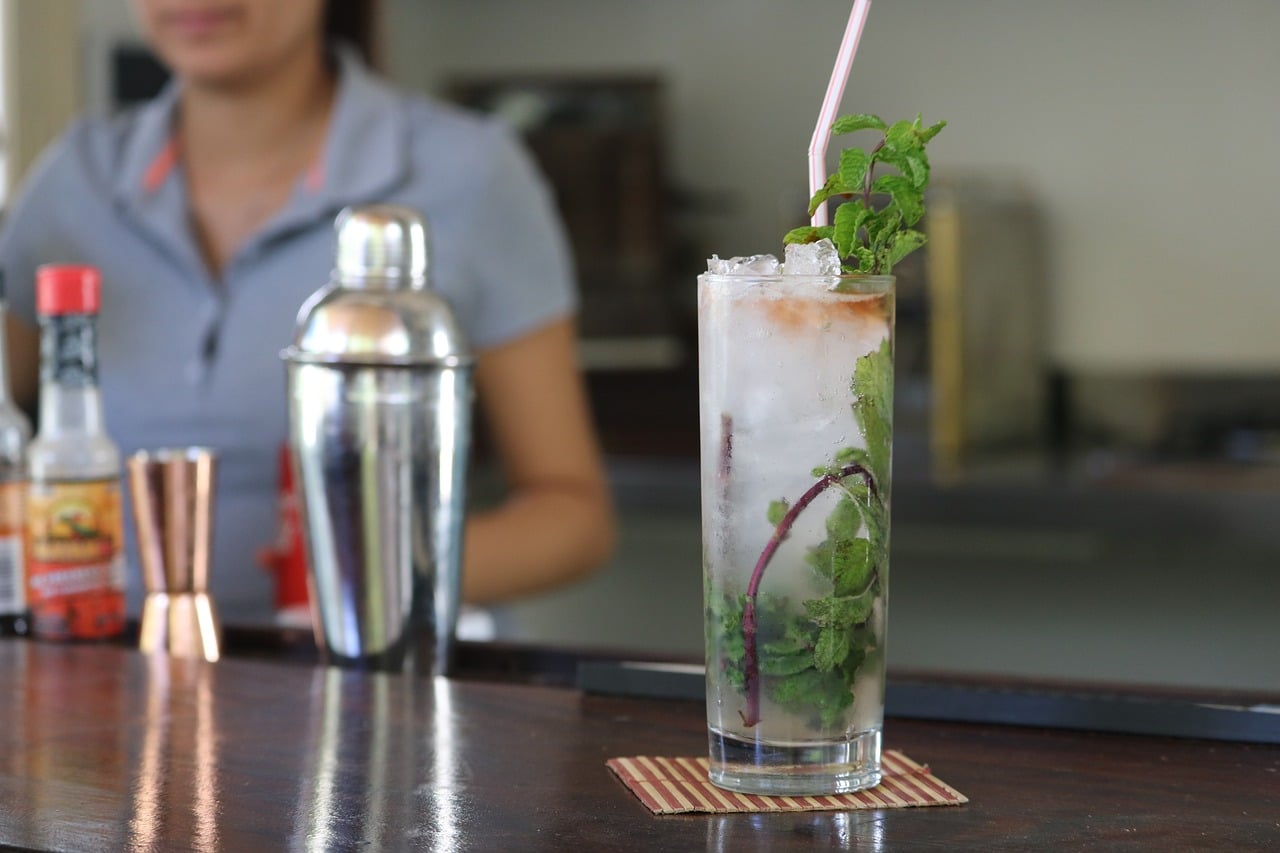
[462,317,616,603]
[5,313,40,410]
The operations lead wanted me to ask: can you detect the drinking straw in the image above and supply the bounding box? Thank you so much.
[808,0,873,227]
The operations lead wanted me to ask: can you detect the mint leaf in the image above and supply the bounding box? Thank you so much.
[825,498,861,539]
[886,230,928,271]
[841,646,868,682]
[813,672,856,727]
[863,498,888,559]
[878,148,930,190]
[807,535,872,593]
[806,173,854,217]
[852,340,893,487]
[838,148,870,194]
[872,209,904,247]
[783,225,835,245]
[799,113,944,274]
[832,202,869,260]
[760,650,815,677]
[920,119,947,143]
[803,594,873,629]
[872,174,924,226]
[769,667,855,727]
[832,113,887,134]
[755,593,791,628]
[771,669,825,705]
[842,478,870,505]
[832,538,873,596]
[862,406,892,489]
[761,631,811,658]
[834,446,873,470]
[854,338,893,418]
[714,595,746,661]
[805,539,837,580]
[814,626,850,672]
[884,119,916,152]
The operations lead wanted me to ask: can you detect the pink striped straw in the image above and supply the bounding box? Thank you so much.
[808,0,873,227]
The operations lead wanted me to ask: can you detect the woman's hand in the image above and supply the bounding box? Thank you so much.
[463,317,616,603]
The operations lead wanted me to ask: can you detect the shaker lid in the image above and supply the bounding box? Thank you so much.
[282,205,473,367]
[334,204,429,284]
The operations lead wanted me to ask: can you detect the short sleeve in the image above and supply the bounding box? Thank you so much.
[459,123,577,351]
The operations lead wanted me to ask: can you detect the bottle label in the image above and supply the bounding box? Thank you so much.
[26,478,126,640]
[0,481,26,614]
[41,314,98,387]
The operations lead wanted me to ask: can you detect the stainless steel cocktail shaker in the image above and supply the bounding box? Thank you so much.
[282,205,473,673]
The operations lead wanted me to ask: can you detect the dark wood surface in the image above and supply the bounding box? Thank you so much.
[1,639,1277,851]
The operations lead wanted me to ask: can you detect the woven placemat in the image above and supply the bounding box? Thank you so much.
[607,749,967,814]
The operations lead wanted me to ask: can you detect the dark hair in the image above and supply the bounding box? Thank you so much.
[324,0,381,68]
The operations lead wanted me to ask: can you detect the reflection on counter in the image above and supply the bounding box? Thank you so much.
[708,812,883,853]
[130,656,220,852]
[292,669,471,851]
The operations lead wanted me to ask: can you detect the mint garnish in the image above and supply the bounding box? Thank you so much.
[713,339,893,729]
[708,113,940,733]
[784,113,945,275]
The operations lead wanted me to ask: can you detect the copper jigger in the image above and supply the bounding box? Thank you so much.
[127,448,221,662]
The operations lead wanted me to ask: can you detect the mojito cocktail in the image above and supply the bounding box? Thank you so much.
[699,245,893,795]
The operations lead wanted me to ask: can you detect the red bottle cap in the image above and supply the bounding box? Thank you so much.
[36,265,101,316]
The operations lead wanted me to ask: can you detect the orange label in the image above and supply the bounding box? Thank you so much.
[0,481,25,613]
[26,479,125,640]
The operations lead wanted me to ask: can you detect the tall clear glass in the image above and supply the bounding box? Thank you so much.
[699,271,894,795]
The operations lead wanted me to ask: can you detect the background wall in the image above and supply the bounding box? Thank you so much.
[1,0,80,199]
[382,0,1280,376]
[78,1,1280,374]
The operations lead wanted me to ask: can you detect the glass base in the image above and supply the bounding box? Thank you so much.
[708,727,882,795]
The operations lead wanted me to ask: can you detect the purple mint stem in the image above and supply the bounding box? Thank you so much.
[862,138,887,211]
[739,463,876,728]
[718,414,733,484]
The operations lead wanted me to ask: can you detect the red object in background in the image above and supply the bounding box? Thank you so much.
[258,446,310,624]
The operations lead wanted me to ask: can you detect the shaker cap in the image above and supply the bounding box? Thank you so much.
[334,204,429,285]
[282,204,472,367]
[37,265,101,315]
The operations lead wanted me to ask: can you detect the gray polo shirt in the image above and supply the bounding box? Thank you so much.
[0,48,576,618]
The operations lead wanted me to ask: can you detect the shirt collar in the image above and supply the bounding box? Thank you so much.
[113,45,410,246]
[306,44,410,209]
[114,77,182,208]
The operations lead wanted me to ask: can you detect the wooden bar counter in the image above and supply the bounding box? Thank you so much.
[0,636,1277,850]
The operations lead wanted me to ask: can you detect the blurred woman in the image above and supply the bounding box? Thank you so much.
[0,0,615,617]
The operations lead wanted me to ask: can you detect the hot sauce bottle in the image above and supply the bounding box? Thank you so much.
[25,265,125,641]
[0,272,33,636]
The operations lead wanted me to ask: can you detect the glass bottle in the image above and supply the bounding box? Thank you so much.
[25,265,125,641]
[0,272,33,636]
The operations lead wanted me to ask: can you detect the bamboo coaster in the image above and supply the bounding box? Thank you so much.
[607,749,967,815]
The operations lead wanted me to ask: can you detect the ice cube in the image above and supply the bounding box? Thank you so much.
[706,254,781,276]
[783,238,842,276]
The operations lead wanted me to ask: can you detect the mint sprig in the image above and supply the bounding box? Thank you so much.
[785,113,945,275]
[714,339,893,729]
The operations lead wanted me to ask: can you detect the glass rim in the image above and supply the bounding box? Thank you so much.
[698,272,894,294]
[128,447,217,464]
